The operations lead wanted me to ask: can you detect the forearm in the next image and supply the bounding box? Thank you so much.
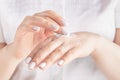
[0,45,20,80]
[92,37,120,80]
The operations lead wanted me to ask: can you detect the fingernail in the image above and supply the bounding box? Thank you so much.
[39,62,47,68]
[25,57,32,64]
[51,25,59,30]
[54,33,62,38]
[32,26,41,31]
[58,60,64,66]
[29,62,36,70]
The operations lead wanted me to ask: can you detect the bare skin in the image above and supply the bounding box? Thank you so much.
[0,10,65,80]
[0,10,120,80]
[28,30,120,80]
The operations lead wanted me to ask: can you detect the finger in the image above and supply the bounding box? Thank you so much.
[44,17,61,32]
[35,16,64,34]
[34,10,66,26]
[25,36,56,64]
[29,36,65,69]
[44,29,54,37]
[44,26,65,36]
[38,42,74,70]
[21,16,60,32]
[57,47,80,66]
[44,17,68,35]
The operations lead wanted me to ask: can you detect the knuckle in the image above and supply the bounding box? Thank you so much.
[45,41,56,49]
[55,48,63,55]
[43,44,52,50]
[46,58,53,62]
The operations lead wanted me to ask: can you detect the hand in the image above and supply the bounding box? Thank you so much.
[27,32,100,70]
[6,10,65,61]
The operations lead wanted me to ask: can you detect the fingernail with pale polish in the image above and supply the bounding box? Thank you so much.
[58,60,64,66]
[54,33,62,38]
[32,26,41,31]
[29,62,36,70]
[25,57,32,64]
[51,25,59,30]
[39,62,47,69]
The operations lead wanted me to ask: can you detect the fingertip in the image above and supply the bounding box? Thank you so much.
[25,57,32,64]
[39,62,47,69]
[57,59,64,66]
[29,62,36,70]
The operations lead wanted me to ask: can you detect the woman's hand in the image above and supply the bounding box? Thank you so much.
[0,10,65,80]
[6,10,65,61]
[27,32,100,70]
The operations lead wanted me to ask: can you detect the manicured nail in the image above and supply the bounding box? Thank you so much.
[54,33,62,38]
[32,26,41,31]
[29,62,36,70]
[39,62,47,68]
[58,60,64,66]
[61,29,67,35]
[51,25,59,30]
[25,57,32,64]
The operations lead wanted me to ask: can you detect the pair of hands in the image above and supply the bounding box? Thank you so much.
[8,10,100,70]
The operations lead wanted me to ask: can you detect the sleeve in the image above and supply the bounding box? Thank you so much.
[0,22,5,43]
[115,0,120,28]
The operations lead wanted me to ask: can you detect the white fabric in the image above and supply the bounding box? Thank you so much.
[0,26,5,42]
[0,18,5,42]
[0,8,5,42]
[115,0,120,28]
[0,0,118,80]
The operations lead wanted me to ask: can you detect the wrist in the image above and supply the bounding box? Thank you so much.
[91,36,109,59]
[2,43,22,62]
[0,44,21,80]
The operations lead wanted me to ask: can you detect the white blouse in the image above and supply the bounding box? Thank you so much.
[115,0,120,28]
[0,0,119,80]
